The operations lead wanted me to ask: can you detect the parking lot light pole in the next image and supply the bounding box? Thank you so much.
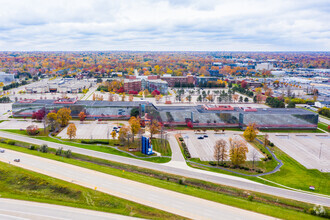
[319,143,323,160]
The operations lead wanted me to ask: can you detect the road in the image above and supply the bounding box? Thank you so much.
[0,149,271,220]
[0,131,329,207]
[0,198,136,220]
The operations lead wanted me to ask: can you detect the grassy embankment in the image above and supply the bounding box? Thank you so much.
[0,161,182,219]
[0,140,328,220]
[1,129,171,163]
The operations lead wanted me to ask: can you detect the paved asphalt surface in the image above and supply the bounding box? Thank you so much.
[0,131,329,207]
[0,149,272,220]
[0,198,137,220]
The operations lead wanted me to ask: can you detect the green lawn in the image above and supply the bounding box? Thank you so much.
[0,161,182,219]
[261,129,324,133]
[263,146,330,195]
[151,138,172,156]
[318,122,329,132]
[0,142,326,220]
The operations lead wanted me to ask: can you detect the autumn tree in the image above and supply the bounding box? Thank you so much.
[229,137,249,167]
[67,123,77,140]
[128,94,134,102]
[129,116,141,142]
[78,111,86,122]
[243,123,258,142]
[148,119,161,139]
[214,139,228,165]
[111,130,117,139]
[232,94,239,102]
[118,125,130,145]
[57,107,72,127]
[46,112,58,131]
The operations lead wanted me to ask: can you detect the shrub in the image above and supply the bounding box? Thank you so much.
[247,195,254,201]
[256,169,263,173]
[56,147,63,156]
[7,140,16,145]
[178,177,185,185]
[26,125,39,135]
[267,155,273,160]
[29,145,36,150]
[269,142,274,147]
[262,157,268,161]
[81,140,109,145]
[179,137,183,141]
[209,161,216,166]
[40,144,48,153]
[65,149,72,158]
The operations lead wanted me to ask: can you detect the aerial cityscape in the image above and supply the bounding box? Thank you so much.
[0,0,329,219]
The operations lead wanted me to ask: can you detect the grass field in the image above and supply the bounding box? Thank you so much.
[0,161,182,219]
[318,122,329,132]
[261,129,324,133]
[0,142,327,220]
[151,138,172,156]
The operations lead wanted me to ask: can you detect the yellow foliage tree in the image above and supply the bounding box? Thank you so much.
[148,119,161,139]
[129,116,141,142]
[57,107,72,127]
[67,123,77,140]
[229,137,248,167]
[243,123,258,142]
[111,130,117,139]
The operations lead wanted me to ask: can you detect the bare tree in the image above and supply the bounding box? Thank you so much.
[251,148,258,169]
[214,139,228,165]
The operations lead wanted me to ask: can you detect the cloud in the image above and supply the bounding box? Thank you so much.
[0,0,329,51]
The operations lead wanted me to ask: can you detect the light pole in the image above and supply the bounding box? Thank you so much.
[319,143,323,160]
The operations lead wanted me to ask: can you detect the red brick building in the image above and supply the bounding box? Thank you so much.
[160,75,195,87]
[123,79,142,93]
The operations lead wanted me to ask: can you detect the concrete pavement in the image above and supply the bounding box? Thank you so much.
[0,149,272,220]
[0,131,329,206]
[0,198,137,220]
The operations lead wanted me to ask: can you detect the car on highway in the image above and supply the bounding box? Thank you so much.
[14,159,20,162]
[197,136,204,139]
[0,149,5,153]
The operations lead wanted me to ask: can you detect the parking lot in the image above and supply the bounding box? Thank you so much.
[181,131,264,161]
[268,133,330,172]
[57,120,128,139]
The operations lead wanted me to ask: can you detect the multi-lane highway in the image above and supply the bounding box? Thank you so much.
[0,131,329,207]
[0,198,137,220]
[0,149,272,220]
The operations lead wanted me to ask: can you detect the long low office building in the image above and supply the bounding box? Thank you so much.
[12,100,318,129]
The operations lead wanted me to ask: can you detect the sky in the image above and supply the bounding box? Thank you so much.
[0,0,329,51]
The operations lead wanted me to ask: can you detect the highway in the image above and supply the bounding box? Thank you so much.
[0,198,137,220]
[0,131,329,207]
[0,149,271,220]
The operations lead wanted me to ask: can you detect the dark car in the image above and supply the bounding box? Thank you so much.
[0,149,5,153]
[197,136,204,139]
[204,135,208,138]
[14,159,20,162]
[113,127,118,130]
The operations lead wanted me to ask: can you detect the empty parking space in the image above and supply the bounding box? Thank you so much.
[182,131,263,161]
[268,134,330,172]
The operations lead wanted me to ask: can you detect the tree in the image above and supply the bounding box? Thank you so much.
[229,137,248,167]
[118,125,130,145]
[251,148,258,169]
[57,108,72,127]
[78,111,86,122]
[128,94,134,102]
[111,130,117,139]
[239,96,243,103]
[214,139,228,165]
[129,116,141,142]
[287,101,296,108]
[67,123,77,140]
[187,121,193,128]
[46,112,58,131]
[243,123,258,142]
[244,97,249,103]
[148,119,161,139]
[232,94,239,102]
[130,107,139,117]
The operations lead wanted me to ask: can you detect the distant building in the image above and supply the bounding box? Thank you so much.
[123,79,142,93]
[160,75,195,87]
[146,79,168,94]
[209,69,223,77]
[256,63,274,71]
[0,72,15,83]
[315,101,330,108]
